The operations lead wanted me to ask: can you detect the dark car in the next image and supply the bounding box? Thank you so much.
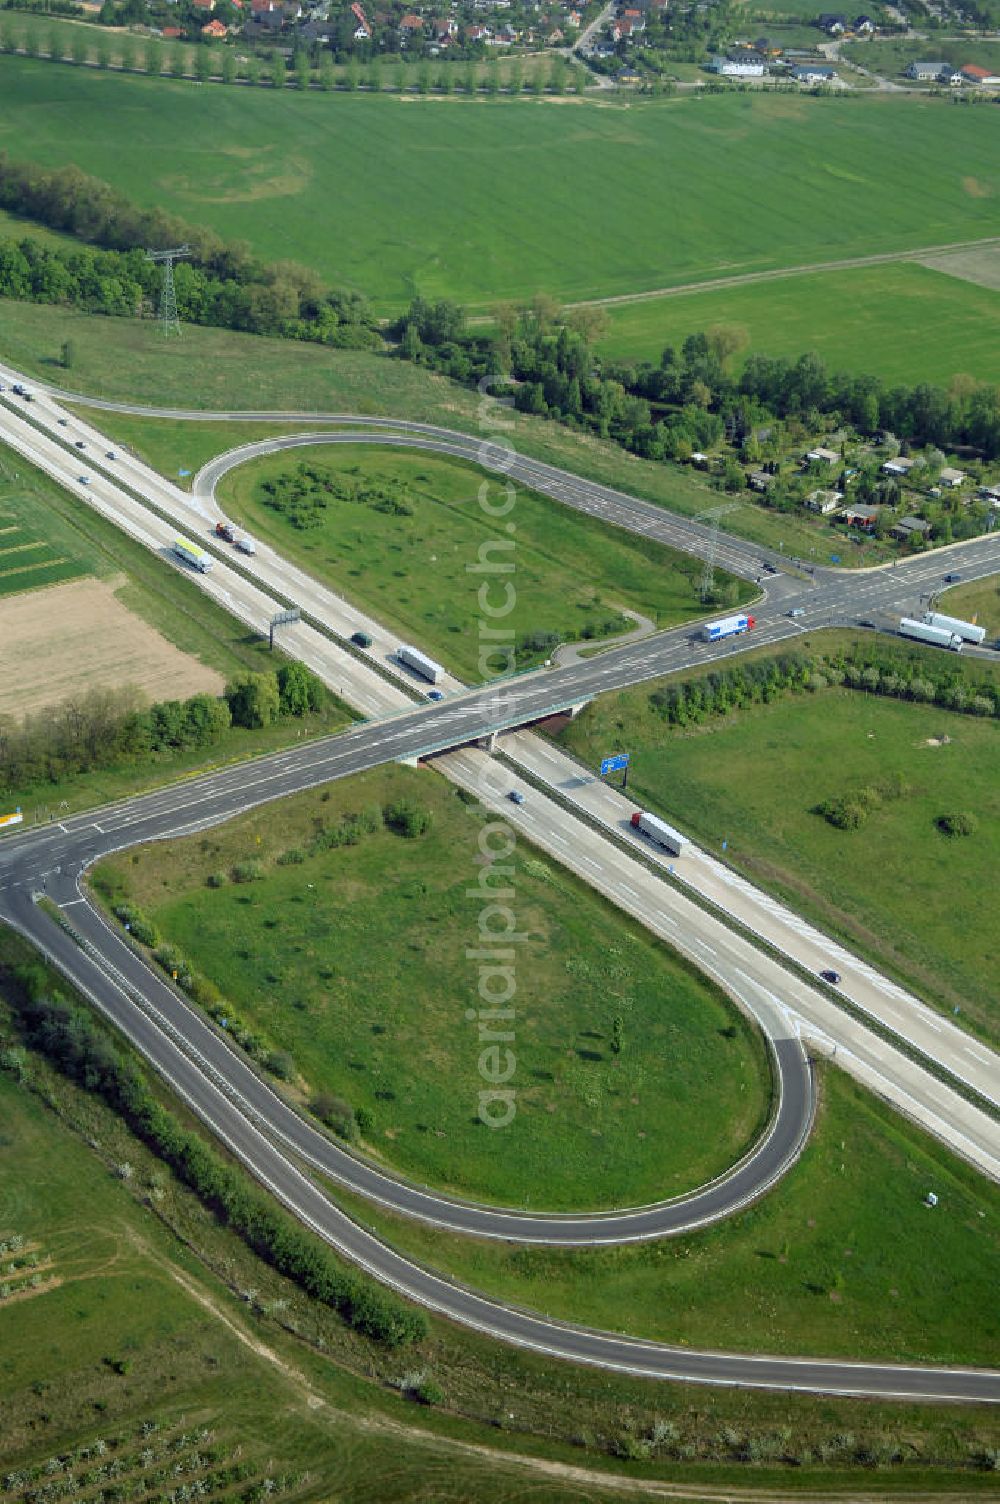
[508,790,525,806]
[74,440,86,450]
[820,968,841,985]
[943,573,961,584]
[351,631,373,649]
[427,689,444,702]
[57,418,68,427]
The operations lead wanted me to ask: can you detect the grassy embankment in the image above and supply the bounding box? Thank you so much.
[0,448,353,819]
[941,573,1000,641]
[327,1063,1000,1363]
[1,62,1000,308]
[214,444,739,679]
[553,631,1000,1042]
[3,933,999,1492]
[597,262,1000,386]
[3,299,897,566]
[92,763,771,1211]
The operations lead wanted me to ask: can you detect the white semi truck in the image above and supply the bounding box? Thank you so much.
[899,617,962,651]
[702,613,755,643]
[173,537,214,573]
[397,643,445,684]
[630,810,685,857]
[922,611,986,646]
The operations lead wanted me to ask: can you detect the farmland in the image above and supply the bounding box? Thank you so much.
[329,1065,1000,1364]
[597,262,1000,385]
[0,454,97,598]
[554,634,1000,1042]
[1,60,1000,309]
[0,577,223,717]
[92,763,771,1212]
[216,444,733,678]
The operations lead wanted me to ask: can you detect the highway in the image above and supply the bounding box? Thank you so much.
[1,366,999,1399]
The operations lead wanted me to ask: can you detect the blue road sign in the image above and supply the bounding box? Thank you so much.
[600,753,630,777]
[178,468,192,477]
[830,554,841,563]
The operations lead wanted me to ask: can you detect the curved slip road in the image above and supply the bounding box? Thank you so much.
[2,373,1000,1397]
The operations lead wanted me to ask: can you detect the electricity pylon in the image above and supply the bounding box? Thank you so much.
[145,245,190,336]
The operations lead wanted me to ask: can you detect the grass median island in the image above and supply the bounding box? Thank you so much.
[216,445,731,678]
[553,634,1000,1041]
[327,1065,1000,1367]
[941,573,1000,642]
[92,764,771,1211]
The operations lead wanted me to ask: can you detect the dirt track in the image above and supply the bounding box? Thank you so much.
[0,575,223,716]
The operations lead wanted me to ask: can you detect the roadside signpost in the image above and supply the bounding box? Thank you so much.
[269,607,301,650]
[599,752,630,789]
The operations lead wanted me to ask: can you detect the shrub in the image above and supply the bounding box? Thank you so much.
[354,1105,374,1137]
[413,1379,444,1407]
[232,860,263,884]
[383,799,432,838]
[311,1091,358,1142]
[206,871,227,888]
[938,811,978,837]
[265,1050,296,1081]
[276,847,305,866]
[112,903,159,947]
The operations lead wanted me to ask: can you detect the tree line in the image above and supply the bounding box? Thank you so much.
[396,299,1000,462]
[0,664,327,795]
[5,961,427,1346]
[0,155,379,344]
[647,645,1000,729]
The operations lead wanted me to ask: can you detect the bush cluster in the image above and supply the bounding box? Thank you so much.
[260,462,414,531]
[10,967,427,1348]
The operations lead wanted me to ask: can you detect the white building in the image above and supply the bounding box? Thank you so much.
[711,54,765,77]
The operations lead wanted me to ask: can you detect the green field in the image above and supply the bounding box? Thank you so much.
[93,764,771,1212]
[2,60,1000,308]
[844,35,1000,77]
[555,635,1000,1040]
[0,452,98,596]
[72,414,325,490]
[216,444,736,678]
[598,262,1000,385]
[332,1065,1000,1364]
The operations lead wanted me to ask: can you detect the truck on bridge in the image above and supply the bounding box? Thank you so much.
[922,611,986,647]
[899,617,962,651]
[173,537,214,573]
[630,810,685,856]
[397,643,445,684]
[702,613,755,643]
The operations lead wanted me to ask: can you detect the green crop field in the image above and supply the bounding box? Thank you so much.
[216,444,739,678]
[598,263,1000,385]
[93,764,771,1212]
[0,456,98,596]
[843,35,1000,77]
[330,1065,1000,1364]
[555,635,1000,1041]
[2,59,1000,308]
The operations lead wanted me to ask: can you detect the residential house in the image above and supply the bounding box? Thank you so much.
[545,24,565,41]
[432,15,458,35]
[710,53,766,76]
[805,446,839,466]
[791,63,836,82]
[566,10,582,26]
[939,65,963,85]
[977,483,1000,507]
[747,469,776,493]
[905,59,947,80]
[191,0,215,10]
[351,0,371,37]
[843,504,880,531]
[854,14,875,32]
[400,12,424,30]
[939,466,966,488]
[805,489,840,514]
[298,18,333,40]
[495,23,519,42]
[754,36,783,55]
[882,456,917,477]
[817,11,847,32]
[622,7,646,27]
[616,65,642,83]
[465,22,491,41]
[961,63,1000,86]
[161,24,183,36]
[891,515,932,541]
[201,16,227,33]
